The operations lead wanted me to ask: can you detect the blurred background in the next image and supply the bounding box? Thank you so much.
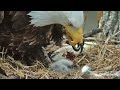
[83,11,98,34]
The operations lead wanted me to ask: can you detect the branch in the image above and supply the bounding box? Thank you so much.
[84,37,120,45]
[83,28,102,38]
[83,28,120,45]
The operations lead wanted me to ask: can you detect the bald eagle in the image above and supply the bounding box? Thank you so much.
[0,11,84,67]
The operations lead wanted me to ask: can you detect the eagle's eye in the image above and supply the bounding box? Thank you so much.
[68,23,73,27]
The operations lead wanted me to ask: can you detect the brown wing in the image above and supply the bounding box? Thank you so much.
[0,11,30,47]
[0,11,64,66]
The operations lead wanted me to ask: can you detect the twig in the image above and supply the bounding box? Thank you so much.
[7,56,24,69]
[84,37,120,45]
[0,73,8,79]
[74,71,80,79]
[77,54,86,63]
[98,30,120,62]
[83,29,102,38]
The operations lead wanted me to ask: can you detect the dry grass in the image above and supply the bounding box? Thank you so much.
[0,57,82,79]
[0,40,120,79]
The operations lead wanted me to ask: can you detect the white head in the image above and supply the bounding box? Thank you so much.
[62,11,84,29]
[28,11,85,52]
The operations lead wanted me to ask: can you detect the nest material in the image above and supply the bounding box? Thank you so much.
[0,11,65,67]
[0,41,120,79]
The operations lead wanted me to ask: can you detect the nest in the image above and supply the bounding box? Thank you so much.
[0,41,120,79]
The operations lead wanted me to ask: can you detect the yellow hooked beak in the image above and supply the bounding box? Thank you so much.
[63,24,84,52]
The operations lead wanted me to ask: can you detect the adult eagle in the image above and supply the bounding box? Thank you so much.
[0,11,84,67]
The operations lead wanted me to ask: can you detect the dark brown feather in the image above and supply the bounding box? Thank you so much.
[0,11,64,67]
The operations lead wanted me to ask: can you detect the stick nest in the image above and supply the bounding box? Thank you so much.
[0,42,120,79]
